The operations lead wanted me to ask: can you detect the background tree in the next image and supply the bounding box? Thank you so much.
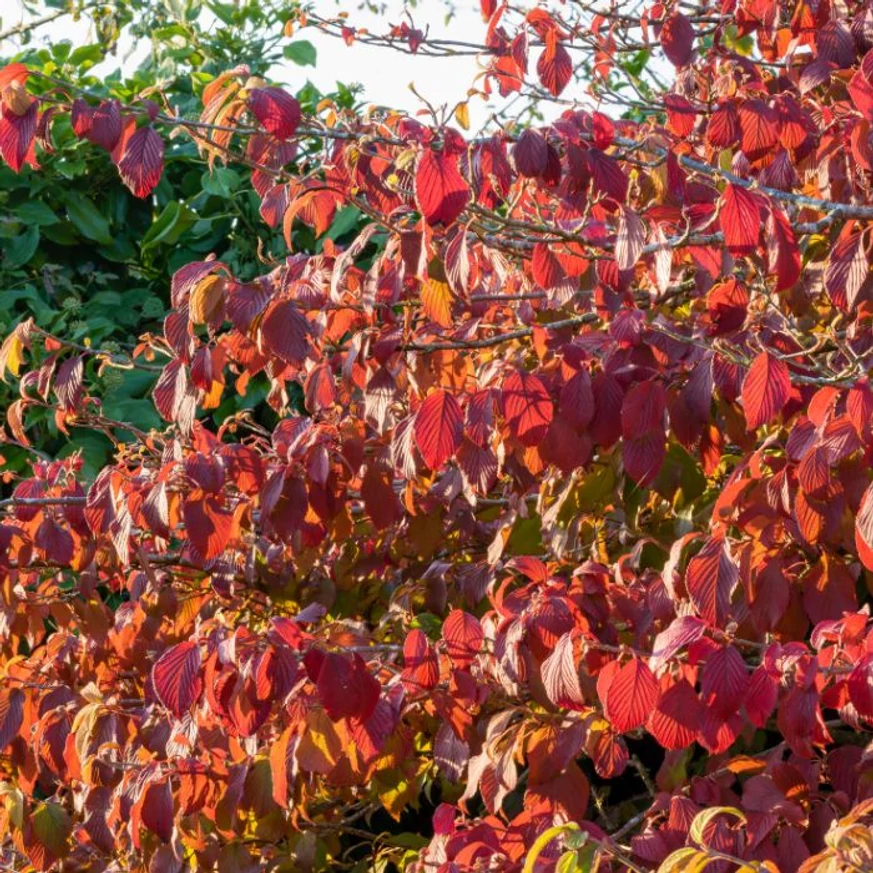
[1,0,357,477]
[1,1,873,872]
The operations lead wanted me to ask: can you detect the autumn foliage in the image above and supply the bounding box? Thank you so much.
[3,0,873,871]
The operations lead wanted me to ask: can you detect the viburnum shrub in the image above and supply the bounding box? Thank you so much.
[2,0,873,870]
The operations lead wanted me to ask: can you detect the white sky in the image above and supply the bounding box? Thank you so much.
[0,0,582,130]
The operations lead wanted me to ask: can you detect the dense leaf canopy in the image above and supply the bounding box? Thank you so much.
[1,0,873,871]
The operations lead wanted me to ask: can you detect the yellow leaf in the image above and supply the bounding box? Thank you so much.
[421,278,454,328]
[689,806,746,848]
[523,823,581,873]
[295,708,342,774]
[189,274,226,325]
[735,864,781,873]
[0,782,25,832]
[454,102,470,130]
[0,333,23,381]
[656,847,710,873]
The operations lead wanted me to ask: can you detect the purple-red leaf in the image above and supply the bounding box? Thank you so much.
[660,12,695,67]
[152,641,202,719]
[249,87,302,139]
[442,609,483,668]
[615,206,645,272]
[719,184,762,254]
[0,100,37,172]
[700,645,748,719]
[504,370,553,447]
[0,688,23,750]
[117,126,164,198]
[741,351,791,430]
[537,34,573,97]
[415,389,463,469]
[415,148,470,226]
[603,658,659,733]
[686,536,739,628]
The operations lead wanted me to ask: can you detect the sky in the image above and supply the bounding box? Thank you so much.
[1,0,569,131]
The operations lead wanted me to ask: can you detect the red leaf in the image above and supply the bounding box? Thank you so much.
[664,95,697,137]
[86,100,122,151]
[304,362,337,414]
[660,12,695,66]
[848,49,873,123]
[739,99,779,162]
[415,389,463,469]
[745,666,778,728]
[34,517,74,565]
[848,655,873,720]
[0,62,30,91]
[415,148,470,226]
[138,779,173,843]
[152,641,202,719]
[0,688,23,750]
[719,184,762,254]
[824,228,869,312]
[71,99,94,137]
[766,206,800,292]
[706,101,740,148]
[249,87,302,139]
[649,615,706,671]
[0,100,37,172]
[312,652,380,721]
[591,112,615,148]
[622,432,666,486]
[603,657,659,733]
[615,206,644,272]
[442,609,483,668]
[621,380,665,434]
[532,242,566,289]
[777,686,824,758]
[541,633,584,709]
[741,351,791,430]
[513,128,548,177]
[857,483,873,572]
[117,125,164,198]
[53,356,84,412]
[686,536,739,628]
[152,359,196,433]
[457,438,498,493]
[361,465,403,531]
[259,298,311,365]
[183,494,235,560]
[700,645,748,719]
[402,629,440,692]
[503,370,553,446]
[537,32,572,96]
[620,380,666,484]
[648,679,701,749]
[559,369,594,429]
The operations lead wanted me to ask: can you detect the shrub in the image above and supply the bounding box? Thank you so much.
[1,1,873,871]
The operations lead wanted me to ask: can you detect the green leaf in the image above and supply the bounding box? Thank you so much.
[208,1,237,25]
[326,206,363,241]
[4,226,40,269]
[284,40,317,67]
[202,167,240,198]
[14,201,58,226]
[66,197,113,245]
[141,201,197,250]
[60,431,115,481]
[31,801,72,859]
[69,44,105,68]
